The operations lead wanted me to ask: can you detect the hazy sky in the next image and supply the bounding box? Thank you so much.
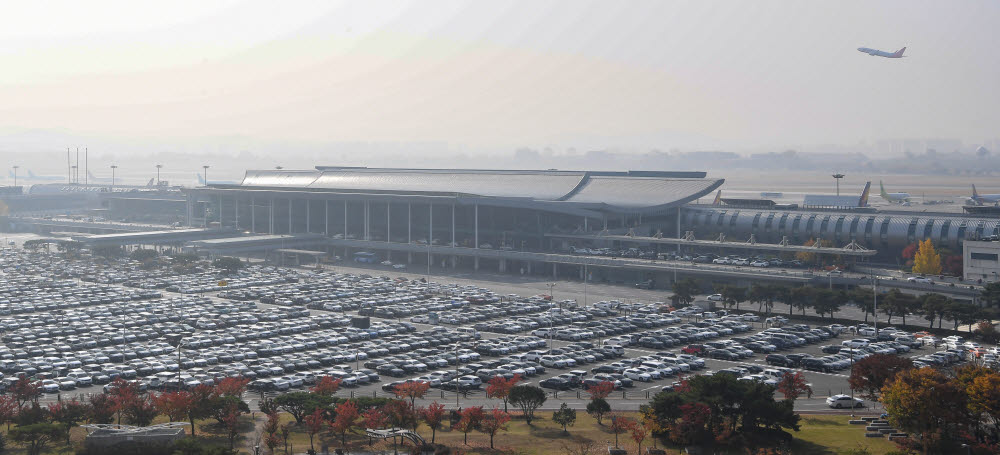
[1,0,998,153]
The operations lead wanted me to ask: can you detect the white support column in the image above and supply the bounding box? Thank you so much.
[407,203,412,243]
[386,202,391,243]
[474,204,479,248]
[428,203,434,267]
[364,200,369,241]
[584,217,588,231]
[234,197,239,229]
[343,201,348,238]
[451,204,456,246]
[306,199,310,234]
[288,199,293,233]
[218,195,222,227]
[269,199,275,234]
[325,200,329,236]
[251,197,255,233]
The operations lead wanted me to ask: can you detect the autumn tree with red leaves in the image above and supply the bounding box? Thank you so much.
[453,406,484,445]
[586,381,615,400]
[609,414,631,448]
[776,371,813,402]
[330,400,359,446]
[215,376,250,397]
[361,407,388,446]
[88,393,116,425]
[263,411,283,454]
[125,394,159,427]
[420,401,447,444]
[106,378,140,426]
[393,381,431,408]
[0,394,18,430]
[311,375,343,396]
[627,418,649,455]
[47,399,89,442]
[485,374,521,412]
[479,407,511,449]
[10,378,41,409]
[304,407,326,453]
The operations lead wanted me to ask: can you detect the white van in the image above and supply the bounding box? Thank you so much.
[456,327,481,340]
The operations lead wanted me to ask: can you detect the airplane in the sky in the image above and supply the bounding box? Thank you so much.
[879,181,911,203]
[968,184,1000,205]
[857,46,906,58]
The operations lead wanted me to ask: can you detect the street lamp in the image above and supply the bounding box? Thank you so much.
[71,165,77,184]
[110,165,117,187]
[11,166,18,187]
[156,164,163,185]
[832,173,845,196]
[202,165,210,186]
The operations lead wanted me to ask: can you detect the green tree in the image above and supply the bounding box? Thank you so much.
[788,286,814,316]
[586,398,611,425]
[508,385,546,425]
[919,293,949,328]
[812,289,844,319]
[552,403,577,434]
[669,278,700,308]
[212,256,245,273]
[719,285,747,311]
[848,354,913,403]
[274,392,333,424]
[880,288,918,325]
[912,238,942,275]
[8,423,64,455]
[130,248,159,261]
[982,282,1000,309]
[848,287,875,323]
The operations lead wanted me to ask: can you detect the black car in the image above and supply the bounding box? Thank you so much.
[765,354,793,367]
[801,358,832,373]
[709,349,739,361]
[539,378,572,390]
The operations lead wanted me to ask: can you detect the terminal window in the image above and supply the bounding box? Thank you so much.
[971,252,999,262]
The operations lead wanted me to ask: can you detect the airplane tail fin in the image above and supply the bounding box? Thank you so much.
[197,174,205,185]
[973,184,979,198]
[27,170,36,178]
[859,181,871,207]
[712,190,721,205]
[879,181,890,198]
[146,178,155,187]
[893,47,906,57]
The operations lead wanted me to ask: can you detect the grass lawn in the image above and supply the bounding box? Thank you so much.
[274,412,901,455]
[1,412,900,454]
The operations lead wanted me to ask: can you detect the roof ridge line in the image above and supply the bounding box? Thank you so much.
[557,172,592,201]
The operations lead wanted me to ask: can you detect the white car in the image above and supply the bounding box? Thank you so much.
[826,394,864,409]
[623,368,652,382]
[906,276,933,284]
[750,260,769,267]
[842,339,870,349]
[707,294,723,301]
[392,264,406,269]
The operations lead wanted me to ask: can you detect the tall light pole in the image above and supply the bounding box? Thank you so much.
[11,166,18,187]
[832,173,845,196]
[110,165,117,187]
[155,164,163,185]
[71,165,78,184]
[202,165,210,186]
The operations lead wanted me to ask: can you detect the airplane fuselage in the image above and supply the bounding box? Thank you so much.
[857,47,905,58]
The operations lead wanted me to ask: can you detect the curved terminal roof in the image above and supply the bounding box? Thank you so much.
[229,167,723,214]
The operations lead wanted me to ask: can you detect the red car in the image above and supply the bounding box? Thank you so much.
[681,344,707,355]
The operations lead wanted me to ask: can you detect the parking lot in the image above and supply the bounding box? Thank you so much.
[0,246,990,414]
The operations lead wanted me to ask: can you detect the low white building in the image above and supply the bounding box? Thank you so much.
[963,239,1000,283]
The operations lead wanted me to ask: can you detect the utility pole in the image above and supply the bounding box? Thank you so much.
[110,165,117,187]
[203,165,210,186]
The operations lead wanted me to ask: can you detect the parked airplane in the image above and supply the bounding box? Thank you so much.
[857,46,906,58]
[10,169,64,181]
[87,171,111,183]
[968,184,1000,205]
[879,181,911,203]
